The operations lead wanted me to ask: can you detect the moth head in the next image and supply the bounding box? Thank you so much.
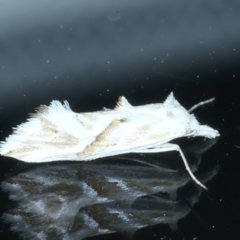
[189,115,220,139]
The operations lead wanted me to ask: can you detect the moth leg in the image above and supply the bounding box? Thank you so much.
[132,143,207,190]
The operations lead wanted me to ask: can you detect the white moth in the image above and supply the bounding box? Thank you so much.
[0,92,219,189]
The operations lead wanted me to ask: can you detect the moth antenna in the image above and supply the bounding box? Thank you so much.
[188,98,215,113]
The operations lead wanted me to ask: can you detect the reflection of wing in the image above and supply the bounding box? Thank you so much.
[1,150,219,240]
[1,162,185,240]
[0,97,176,162]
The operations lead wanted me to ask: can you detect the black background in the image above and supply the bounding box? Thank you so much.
[0,1,240,239]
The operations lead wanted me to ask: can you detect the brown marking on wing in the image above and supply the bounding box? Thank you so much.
[33,131,79,149]
[39,116,79,147]
[6,131,79,158]
[41,117,58,133]
[77,118,125,157]
[119,117,127,123]
[114,96,132,110]
[137,124,152,133]
[149,132,171,141]
[50,133,79,148]
[5,145,40,157]
[29,104,49,118]
[77,116,94,131]
[114,96,125,110]
[29,117,58,137]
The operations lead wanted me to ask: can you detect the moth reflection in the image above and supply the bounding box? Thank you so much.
[1,139,219,240]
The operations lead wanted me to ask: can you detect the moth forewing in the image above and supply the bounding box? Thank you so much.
[0,92,220,189]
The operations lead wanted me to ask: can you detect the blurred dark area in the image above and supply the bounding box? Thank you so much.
[0,0,240,239]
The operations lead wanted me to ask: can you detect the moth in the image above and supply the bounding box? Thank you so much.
[0,92,219,189]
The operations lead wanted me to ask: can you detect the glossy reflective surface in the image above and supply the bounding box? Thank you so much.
[1,140,219,239]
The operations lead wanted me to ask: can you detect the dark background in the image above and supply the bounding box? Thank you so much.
[0,0,240,239]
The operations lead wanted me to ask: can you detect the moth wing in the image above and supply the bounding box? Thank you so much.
[0,96,183,162]
[77,110,175,160]
[0,101,109,162]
